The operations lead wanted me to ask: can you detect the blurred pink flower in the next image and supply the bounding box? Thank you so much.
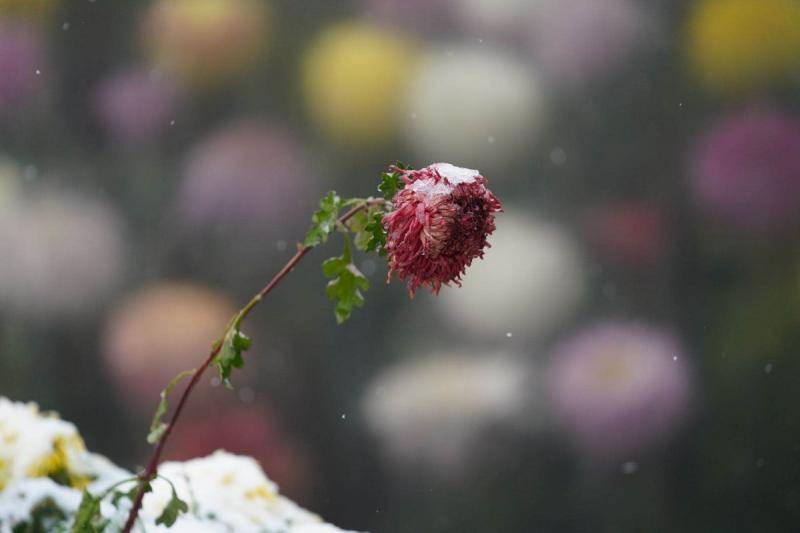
[176,120,312,231]
[691,108,800,232]
[0,19,43,111]
[546,322,691,463]
[383,163,502,296]
[92,67,179,145]
[583,202,669,268]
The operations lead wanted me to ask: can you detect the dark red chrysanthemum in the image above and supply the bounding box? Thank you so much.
[383,162,502,296]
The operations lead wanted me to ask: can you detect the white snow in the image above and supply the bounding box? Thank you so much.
[408,163,480,198]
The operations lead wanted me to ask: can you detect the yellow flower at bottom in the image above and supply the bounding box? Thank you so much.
[301,21,416,147]
[686,0,800,94]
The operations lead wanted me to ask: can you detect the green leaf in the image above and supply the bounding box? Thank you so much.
[214,323,252,389]
[323,239,369,324]
[155,486,189,527]
[110,482,151,509]
[377,171,404,201]
[363,211,387,255]
[147,370,195,445]
[71,491,106,533]
[13,498,68,532]
[303,191,343,247]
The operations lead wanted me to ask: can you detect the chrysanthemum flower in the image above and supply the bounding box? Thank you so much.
[383,162,502,296]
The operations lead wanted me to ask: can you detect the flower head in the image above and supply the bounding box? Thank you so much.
[383,162,502,296]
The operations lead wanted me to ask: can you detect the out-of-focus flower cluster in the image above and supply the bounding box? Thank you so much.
[0,0,799,531]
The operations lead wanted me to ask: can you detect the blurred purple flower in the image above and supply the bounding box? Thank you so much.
[530,0,649,87]
[361,0,453,30]
[0,20,43,111]
[92,68,179,145]
[176,121,312,231]
[691,108,800,232]
[546,322,691,463]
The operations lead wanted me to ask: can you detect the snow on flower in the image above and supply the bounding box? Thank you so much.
[0,398,358,532]
[383,163,502,296]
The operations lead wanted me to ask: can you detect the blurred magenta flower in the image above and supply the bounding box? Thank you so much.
[92,67,179,145]
[103,283,236,411]
[362,351,540,476]
[546,322,691,463]
[691,108,800,232]
[384,163,502,296]
[583,202,669,269]
[0,187,125,320]
[0,19,43,112]
[176,121,312,231]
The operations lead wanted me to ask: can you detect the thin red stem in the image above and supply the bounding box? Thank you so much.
[122,199,382,532]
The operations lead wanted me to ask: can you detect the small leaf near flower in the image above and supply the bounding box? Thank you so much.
[147,370,195,445]
[304,191,343,247]
[155,485,189,527]
[377,171,404,202]
[364,211,387,255]
[214,324,252,389]
[322,239,369,324]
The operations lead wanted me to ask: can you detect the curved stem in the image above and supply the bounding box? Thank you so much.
[122,198,383,532]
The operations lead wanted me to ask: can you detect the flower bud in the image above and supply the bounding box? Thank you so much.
[383,162,502,295]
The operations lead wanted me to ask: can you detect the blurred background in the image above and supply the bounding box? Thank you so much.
[1,0,799,531]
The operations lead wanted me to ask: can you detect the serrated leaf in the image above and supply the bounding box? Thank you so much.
[71,491,106,533]
[147,370,195,445]
[214,324,251,389]
[303,191,343,247]
[323,241,369,324]
[363,211,387,255]
[155,487,189,527]
[377,171,404,201]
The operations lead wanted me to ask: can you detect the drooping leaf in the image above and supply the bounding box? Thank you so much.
[110,481,151,509]
[303,191,343,247]
[322,240,369,324]
[214,324,252,389]
[147,370,195,445]
[70,491,107,533]
[155,487,189,527]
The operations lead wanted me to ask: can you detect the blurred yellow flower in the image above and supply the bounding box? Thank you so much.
[301,21,416,147]
[0,0,59,22]
[686,0,800,94]
[141,0,269,88]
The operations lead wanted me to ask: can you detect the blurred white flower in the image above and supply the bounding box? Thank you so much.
[0,188,125,320]
[362,352,541,475]
[403,46,545,171]
[434,210,585,340]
